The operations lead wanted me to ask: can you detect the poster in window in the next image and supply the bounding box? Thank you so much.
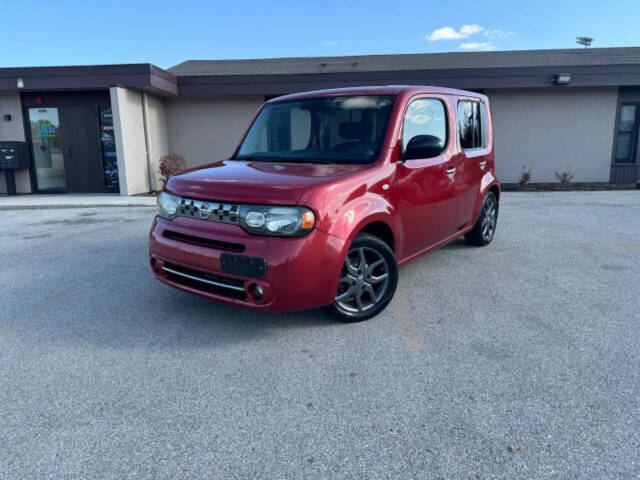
[98,106,119,192]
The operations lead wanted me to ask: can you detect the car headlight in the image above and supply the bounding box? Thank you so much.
[239,205,315,237]
[157,191,180,219]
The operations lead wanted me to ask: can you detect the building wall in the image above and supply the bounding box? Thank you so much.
[144,93,169,191]
[165,95,264,168]
[110,86,150,195]
[0,92,30,194]
[165,90,619,184]
[2,87,624,196]
[487,87,618,183]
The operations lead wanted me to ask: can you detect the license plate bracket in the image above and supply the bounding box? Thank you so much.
[220,253,267,278]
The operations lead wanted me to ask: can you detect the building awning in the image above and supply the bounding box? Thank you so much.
[0,64,177,95]
[171,47,640,95]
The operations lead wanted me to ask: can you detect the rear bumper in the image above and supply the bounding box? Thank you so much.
[149,216,345,312]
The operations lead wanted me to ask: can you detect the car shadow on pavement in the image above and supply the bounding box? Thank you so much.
[127,288,337,350]
[9,267,336,352]
[439,237,470,250]
[161,286,335,330]
[135,279,337,350]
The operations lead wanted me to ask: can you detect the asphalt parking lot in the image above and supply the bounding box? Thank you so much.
[1,191,639,479]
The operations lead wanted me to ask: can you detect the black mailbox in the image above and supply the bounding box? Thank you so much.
[0,141,29,170]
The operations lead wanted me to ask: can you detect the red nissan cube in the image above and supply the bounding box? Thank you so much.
[149,86,499,321]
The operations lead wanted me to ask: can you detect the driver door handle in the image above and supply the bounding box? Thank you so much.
[445,167,456,175]
[479,160,487,168]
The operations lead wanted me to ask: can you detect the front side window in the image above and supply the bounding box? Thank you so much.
[236,95,396,164]
[458,100,488,150]
[401,98,447,153]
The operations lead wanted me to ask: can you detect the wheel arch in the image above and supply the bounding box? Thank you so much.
[330,212,401,271]
[323,190,402,255]
[472,174,500,222]
[357,221,396,253]
[488,183,500,202]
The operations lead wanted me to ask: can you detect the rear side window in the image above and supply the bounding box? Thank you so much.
[458,100,489,149]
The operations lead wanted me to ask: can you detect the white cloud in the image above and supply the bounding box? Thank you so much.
[459,42,496,51]
[459,24,485,36]
[427,27,464,41]
[407,113,432,125]
[484,28,515,38]
[323,40,340,46]
[426,24,484,42]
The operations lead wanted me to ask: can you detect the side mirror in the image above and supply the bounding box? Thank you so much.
[403,135,445,161]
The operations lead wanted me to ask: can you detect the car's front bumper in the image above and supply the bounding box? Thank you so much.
[149,216,345,312]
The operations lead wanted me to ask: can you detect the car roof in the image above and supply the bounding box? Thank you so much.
[268,85,487,103]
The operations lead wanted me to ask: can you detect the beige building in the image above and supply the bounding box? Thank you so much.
[1,47,639,195]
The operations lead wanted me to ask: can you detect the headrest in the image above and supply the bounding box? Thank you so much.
[339,122,369,140]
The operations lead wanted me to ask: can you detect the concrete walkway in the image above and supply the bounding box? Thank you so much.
[0,194,157,210]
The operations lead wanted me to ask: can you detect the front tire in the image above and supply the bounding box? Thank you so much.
[465,191,498,246]
[325,233,398,322]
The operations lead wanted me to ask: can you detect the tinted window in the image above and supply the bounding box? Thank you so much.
[615,104,639,163]
[458,101,489,150]
[237,95,396,164]
[480,102,489,148]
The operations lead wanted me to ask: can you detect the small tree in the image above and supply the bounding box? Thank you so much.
[158,154,186,184]
[519,166,532,186]
[555,167,575,189]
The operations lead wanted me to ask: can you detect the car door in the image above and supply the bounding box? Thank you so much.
[453,99,492,229]
[395,95,458,258]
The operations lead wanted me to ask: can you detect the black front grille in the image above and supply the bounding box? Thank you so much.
[164,230,245,252]
[163,262,246,300]
[178,198,239,224]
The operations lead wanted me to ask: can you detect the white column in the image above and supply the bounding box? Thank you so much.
[142,92,169,192]
[110,86,150,196]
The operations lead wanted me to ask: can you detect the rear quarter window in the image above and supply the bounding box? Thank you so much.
[457,100,490,150]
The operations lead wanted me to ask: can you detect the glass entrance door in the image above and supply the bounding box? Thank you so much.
[27,108,67,192]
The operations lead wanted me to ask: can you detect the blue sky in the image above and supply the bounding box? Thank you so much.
[1,0,639,68]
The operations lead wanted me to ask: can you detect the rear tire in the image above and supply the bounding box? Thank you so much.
[325,233,398,322]
[465,191,498,246]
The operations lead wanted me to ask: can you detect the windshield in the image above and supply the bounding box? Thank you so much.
[236,95,396,164]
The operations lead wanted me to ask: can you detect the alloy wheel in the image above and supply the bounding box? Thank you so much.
[334,246,390,314]
[481,195,497,241]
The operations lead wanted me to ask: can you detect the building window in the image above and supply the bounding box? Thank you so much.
[614,103,639,163]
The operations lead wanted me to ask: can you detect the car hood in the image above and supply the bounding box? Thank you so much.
[165,160,372,204]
